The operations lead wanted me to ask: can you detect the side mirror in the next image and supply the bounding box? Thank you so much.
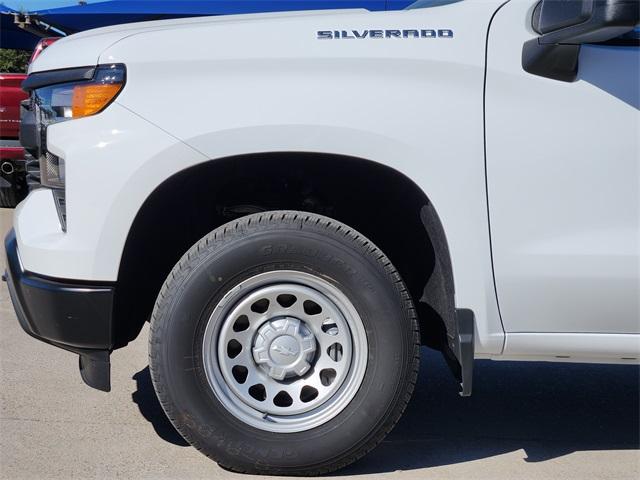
[522,0,639,82]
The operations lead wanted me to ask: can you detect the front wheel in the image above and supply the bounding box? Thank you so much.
[149,211,419,475]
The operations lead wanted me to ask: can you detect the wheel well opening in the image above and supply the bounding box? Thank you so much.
[113,153,450,350]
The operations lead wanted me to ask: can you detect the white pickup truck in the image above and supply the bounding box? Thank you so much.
[5,0,639,475]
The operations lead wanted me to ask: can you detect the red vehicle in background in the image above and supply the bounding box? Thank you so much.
[0,73,28,207]
[0,38,58,207]
[0,73,26,138]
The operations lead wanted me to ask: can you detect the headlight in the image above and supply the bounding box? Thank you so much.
[33,64,125,123]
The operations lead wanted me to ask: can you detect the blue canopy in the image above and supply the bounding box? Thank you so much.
[2,0,413,50]
[1,6,46,50]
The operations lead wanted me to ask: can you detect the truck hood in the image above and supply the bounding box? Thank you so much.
[29,9,366,73]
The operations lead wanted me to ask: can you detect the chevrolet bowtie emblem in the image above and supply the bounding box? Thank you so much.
[271,343,297,357]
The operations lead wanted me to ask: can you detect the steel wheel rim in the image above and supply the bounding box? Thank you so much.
[202,270,368,433]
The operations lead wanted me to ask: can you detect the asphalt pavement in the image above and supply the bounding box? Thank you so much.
[1,209,638,479]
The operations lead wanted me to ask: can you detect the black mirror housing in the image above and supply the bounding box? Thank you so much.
[523,0,639,82]
[533,0,593,35]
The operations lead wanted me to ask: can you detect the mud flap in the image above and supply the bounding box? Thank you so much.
[79,351,111,392]
[456,309,475,397]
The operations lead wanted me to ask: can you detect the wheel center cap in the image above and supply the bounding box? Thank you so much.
[270,335,300,364]
[252,317,316,380]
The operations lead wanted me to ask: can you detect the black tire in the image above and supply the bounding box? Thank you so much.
[149,211,419,476]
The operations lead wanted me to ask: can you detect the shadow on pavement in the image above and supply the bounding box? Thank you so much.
[132,367,189,447]
[131,348,640,473]
[342,348,640,475]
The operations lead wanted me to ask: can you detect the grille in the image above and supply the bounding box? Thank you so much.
[41,151,64,187]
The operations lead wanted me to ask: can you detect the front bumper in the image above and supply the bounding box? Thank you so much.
[4,229,114,391]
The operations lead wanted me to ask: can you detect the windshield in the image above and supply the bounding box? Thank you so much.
[406,0,463,9]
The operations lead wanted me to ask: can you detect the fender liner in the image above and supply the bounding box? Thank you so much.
[420,204,474,396]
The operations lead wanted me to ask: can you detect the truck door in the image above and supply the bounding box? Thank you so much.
[485,1,639,335]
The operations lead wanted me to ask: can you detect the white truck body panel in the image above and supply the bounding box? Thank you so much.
[499,332,640,364]
[29,9,364,73]
[15,103,206,279]
[486,1,640,336]
[15,0,640,362]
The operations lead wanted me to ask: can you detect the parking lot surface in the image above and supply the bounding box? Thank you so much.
[0,210,638,480]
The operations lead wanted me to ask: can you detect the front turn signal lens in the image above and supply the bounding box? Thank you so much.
[72,83,122,117]
[70,64,125,118]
